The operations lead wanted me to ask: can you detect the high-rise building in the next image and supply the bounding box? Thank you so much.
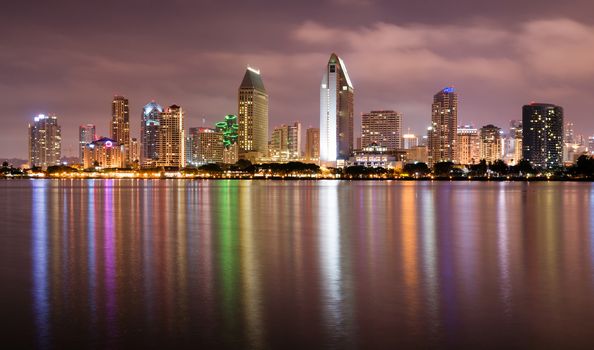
[457,126,480,165]
[402,134,419,150]
[156,105,185,168]
[83,137,125,169]
[111,96,130,162]
[565,121,575,144]
[428,87,458,166]
[522,103,564,168]
[589,136,594,155]
[78,124,96,161]
[479,124,502,163]
[320,53,354,166]
[141,101,163,167]
[215,114,240,164]
[191,127,224,164]
[129,138,140,164]
[506,120,523,165]
[270,122,301,161]
[361,110,402,151]
[238,67,269,158]
[29,114,61,168]
[305,127,320,162]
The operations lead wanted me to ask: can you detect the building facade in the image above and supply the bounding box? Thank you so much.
[83,137,125,169]
[141,101,163,167]
[457,126,480,165]
[361,110,402,151]
[305,127,320,162]
[29,114,61,168]
[270,122,301,161]
[479,124,502,164]
[320,53,354,166]
[428,87,458,166]
[402,134,419,150]
[238,67,269,159]
[129,138,140,165]
[79,124,96,162]
[156,105,185,167]
[111,96,130,162]
[522,103,564,168]
[191,127,224,164]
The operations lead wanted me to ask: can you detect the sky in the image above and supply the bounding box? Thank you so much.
[2,0,594,158]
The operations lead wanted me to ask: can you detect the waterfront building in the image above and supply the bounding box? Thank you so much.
[191,127,224,164]
[428,87,458,166]
[402,134,418,150]
[141,101,163,167]
[28,114,61,169]
[305,127,320,162]
[156,105,185,168]
[406,145,429,164]
[347,143,397,168]
[270,122,301,161]
[361,110,402,151]
[129,138,140,164]
[185,136,194,166]
[238,67,269,159]
[111,96,130,162]
[78,124,96,161]
[456,125,480,165]
[215,114,240,164]
[479,124,502,164]
[320,53,354,166]
[522,103,563,168]
[83,137,124,169]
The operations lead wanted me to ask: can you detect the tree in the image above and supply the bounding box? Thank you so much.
[199,163,223,173]
[403,162,430,176]
[575,155,594,177]
[470,159,488,177]
[513,159,535,175]
[489,159,508,175]
[433,161,454,177]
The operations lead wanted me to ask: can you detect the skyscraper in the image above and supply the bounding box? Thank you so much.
[305,127,320,162]
[522,103,564,168]
[111,96,130,162]
[238,67,269,158]
[456,125,480,165]
[29,114,61,168]
[320,53,354,166]
[190,127,224,164]
[141,101,163,167]
[270,122,301,161]
[156,105,185,168]
[79,124,96,161]
[129,138,140,164]
[428,87,458,166]
[361,110,402,151]
[479,124,502,163]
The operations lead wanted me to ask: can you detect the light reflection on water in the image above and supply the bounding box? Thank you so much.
[1,180,594,348]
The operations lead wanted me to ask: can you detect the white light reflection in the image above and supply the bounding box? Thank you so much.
[318,181,342,335]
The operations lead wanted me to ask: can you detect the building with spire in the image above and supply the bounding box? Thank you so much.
[111,96,130,162]
[238,67,269,159]
[320,53,354,166]
[141,101,163,167]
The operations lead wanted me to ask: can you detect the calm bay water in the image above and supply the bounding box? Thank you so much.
[1,179,594,349]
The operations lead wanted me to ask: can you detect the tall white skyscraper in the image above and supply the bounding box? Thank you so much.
[320,53,354,166]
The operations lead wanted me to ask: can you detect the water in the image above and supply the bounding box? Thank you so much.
[1,179,594,349]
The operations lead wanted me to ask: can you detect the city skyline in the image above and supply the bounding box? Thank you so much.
[4,1,594,158]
